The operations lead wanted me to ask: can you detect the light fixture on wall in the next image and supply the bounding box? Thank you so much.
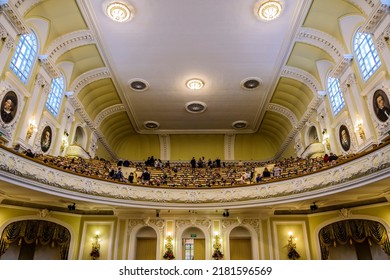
[322,129,330,150]
[222,209,229,217]
[60,131,69,153]
[90,231,101,260]
[163,232,175,260]
[356,120,365,140]
[26,119,37,140]
[212,232,224,260]
[257,0,283,21]
[287,231,300,260]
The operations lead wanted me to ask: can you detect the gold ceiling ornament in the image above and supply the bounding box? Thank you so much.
[105,1,134,23]
[186,78,204,90]
[257,0,283,21]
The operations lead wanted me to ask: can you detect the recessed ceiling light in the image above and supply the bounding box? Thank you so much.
[241,77,263,90]
[144,121,160,129]
[185,101,207,113]
[186,79,204,90]
[104,1,134,23]
[232,121,248,129]
[256,1,283,21]
[128,78,149,91]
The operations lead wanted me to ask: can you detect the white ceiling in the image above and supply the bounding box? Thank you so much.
[83,0,307,133]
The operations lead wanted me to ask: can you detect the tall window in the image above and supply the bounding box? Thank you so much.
[46,76,65,117]
[354,31,381,81]
[9,32,38,84]
[327,76,345,115]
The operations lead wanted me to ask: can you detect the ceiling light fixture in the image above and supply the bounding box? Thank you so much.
[105,1,134,23]
[258,1,282,21]
[186,79,204,90]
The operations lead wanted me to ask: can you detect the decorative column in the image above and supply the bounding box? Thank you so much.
[0,20,16,72]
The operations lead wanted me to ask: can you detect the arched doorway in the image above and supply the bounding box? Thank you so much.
[135,226,157,260]
[307,126,319,144]
[182,227,205,260]
[319,219,390,260]
[0,220,71,260]
[229,226,252,260]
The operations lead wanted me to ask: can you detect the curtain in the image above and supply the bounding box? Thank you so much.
[319,219,390,260]
[136,238,157,260]
[0,220,71,260]
[229,238,252,260]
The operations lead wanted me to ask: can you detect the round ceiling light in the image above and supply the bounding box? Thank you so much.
[128,78,149,91]
[105,1,134,23]
[241,77,263,90]
[186,79,204,90]
[257,1,282,21]
[144,121,160,129]
[232,121,248,129]
[185,101,207,113]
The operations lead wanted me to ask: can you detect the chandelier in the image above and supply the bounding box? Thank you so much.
[105,1,134,23]
[258,1,282,21]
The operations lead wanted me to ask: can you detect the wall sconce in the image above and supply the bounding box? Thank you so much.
[212,232,224,260]
[356,122,365,140]
[90,231,101,260]
[287,231,300,260]
[26,119,37,140]
[163,232,175,260]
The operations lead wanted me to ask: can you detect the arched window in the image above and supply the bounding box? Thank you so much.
[46,76,65,117]
[9,32,38,84]
[354,31,381,81]
[327,76,345,115]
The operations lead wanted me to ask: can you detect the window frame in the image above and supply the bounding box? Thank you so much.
[9,32,38,84]
[46,75,65,117]
[327,75,345,116]
[353,29,382,82]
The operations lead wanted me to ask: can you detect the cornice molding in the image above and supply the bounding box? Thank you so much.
[0,0,29,34]
[45,30,95,63]
[67,95,117,159]
[1,144,388,208]
[280,66,322,95]
[360,1,390,34]
[329,54,354,79]
[267,103,298,127]
[296,27,345,62]
[70,67,111,97]
[94,104,125,127]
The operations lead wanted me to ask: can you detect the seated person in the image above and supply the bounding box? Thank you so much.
[262,167,271,178]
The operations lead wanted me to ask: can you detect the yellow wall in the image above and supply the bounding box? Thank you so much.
[235,134,277,160]
[115,134,160,161]
[170,134,225,161]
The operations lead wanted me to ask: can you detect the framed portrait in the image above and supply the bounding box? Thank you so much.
[373,89,390,122]
[40,126,52,153]
[1,91,18,124]
[339,125,350,152]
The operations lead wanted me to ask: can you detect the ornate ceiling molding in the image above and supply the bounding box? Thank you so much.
[70,67,111,97]
[11,0,41,16]
[94,104,125,127]
[273,96,323,159]
[347,0,376,16]
[296,27,345,62]
[0,0,29,34]
[267,103,298,127]
[280,66,322,96]
[67,95,117,159]
[329,54,354,79]
[45,30,95,63]
[360,1,390,34]
[38,55,61,79]
[0,22,15,51]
